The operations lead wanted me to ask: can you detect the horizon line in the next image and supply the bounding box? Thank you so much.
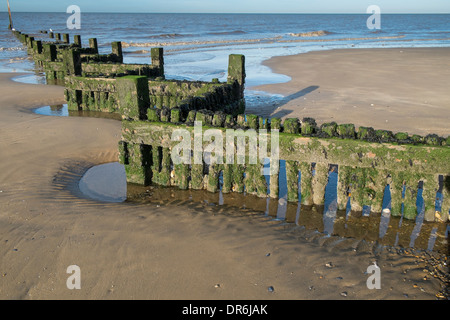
[1,11,450,14]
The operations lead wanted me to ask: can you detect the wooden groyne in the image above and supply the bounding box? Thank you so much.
[11,28,450,223]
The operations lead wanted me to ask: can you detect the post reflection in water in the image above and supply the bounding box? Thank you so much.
[34,104,122,120]
[409,183,425,249]
[123,161,448,255]
[276,160,288,221]
[322,166,338,236]
[378,185,392,240]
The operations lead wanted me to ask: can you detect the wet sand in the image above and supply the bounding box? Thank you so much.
[0,70,448,301]
[251,47,450,137]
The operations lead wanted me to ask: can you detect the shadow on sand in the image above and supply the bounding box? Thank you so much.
[269,85,319,118]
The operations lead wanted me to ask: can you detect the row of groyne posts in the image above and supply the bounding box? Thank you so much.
[12,28,450,223]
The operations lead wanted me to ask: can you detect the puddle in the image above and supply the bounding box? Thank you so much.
[12,73,46,85]
[34,104,122,121]
[78,161,449,255]
[12,73,65,86]
[34,105,69,117]
[79,162,127,203]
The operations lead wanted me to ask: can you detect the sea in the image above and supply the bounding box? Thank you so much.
[0,12,449,91]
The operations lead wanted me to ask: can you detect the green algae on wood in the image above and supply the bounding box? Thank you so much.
[116,75,149,120]
[337,165,353,211]
[283,118,300,134]
[286,160,299,202]
[312,163,329,206]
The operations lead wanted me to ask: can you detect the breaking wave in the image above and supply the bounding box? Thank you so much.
[154,33,190,39]
[289,30,333,37]
[207,30,247,36]
[0,46,23,52]
[143,33,193,40]
[281,35,407,43]
[119,34,447,54]
[121,36,282,48]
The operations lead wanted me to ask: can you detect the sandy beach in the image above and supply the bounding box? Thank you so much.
[0,47,448,300]
[251,47,450,137]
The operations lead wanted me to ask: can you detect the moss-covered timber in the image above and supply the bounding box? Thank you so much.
[298,162,313,206]
[311,163,329,206]
[121,121,449,175]
[120,120,449,222]
[116,75,150,120]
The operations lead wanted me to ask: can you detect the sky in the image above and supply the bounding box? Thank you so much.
[1,0,449,14]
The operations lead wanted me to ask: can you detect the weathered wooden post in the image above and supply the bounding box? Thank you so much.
[89,38,98,54]
[422,174,438,221]
[369,169,388,214]
[402,174,420,220]
[440,175,450,221]
[26,36,34,47]
[33,40,43,55]
[299,162,313,206]
[119,142,152,186]
[227,54,246,99]
[337,165,352,211]
[42,44,56,61]
[312,163,329,206]
[301,118,317,136]
[63,49,82,76]
[222,164,233,193]
[233,163,245,193]
[191,163,204,190]
[245,114,259,130]
[151,48,164,78]
[111,41,123,63]
[20,33,28,44]
[62,33,70,44]
[283,118,300,134]
[286,160,299,202]
[348,167,379,213]
[389,171,404,217]
[42,43,57,81]
[74,35,82,47]
[32,40,44,67]
[158,148,171,186]
[244,165,257,195]
[255,159,268,198]
[27,37,36,56]
[116,75,150,120]
[7,0,13,30]
[174,162,190,190]
[269,159,279,199]
[207,164,220,193]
